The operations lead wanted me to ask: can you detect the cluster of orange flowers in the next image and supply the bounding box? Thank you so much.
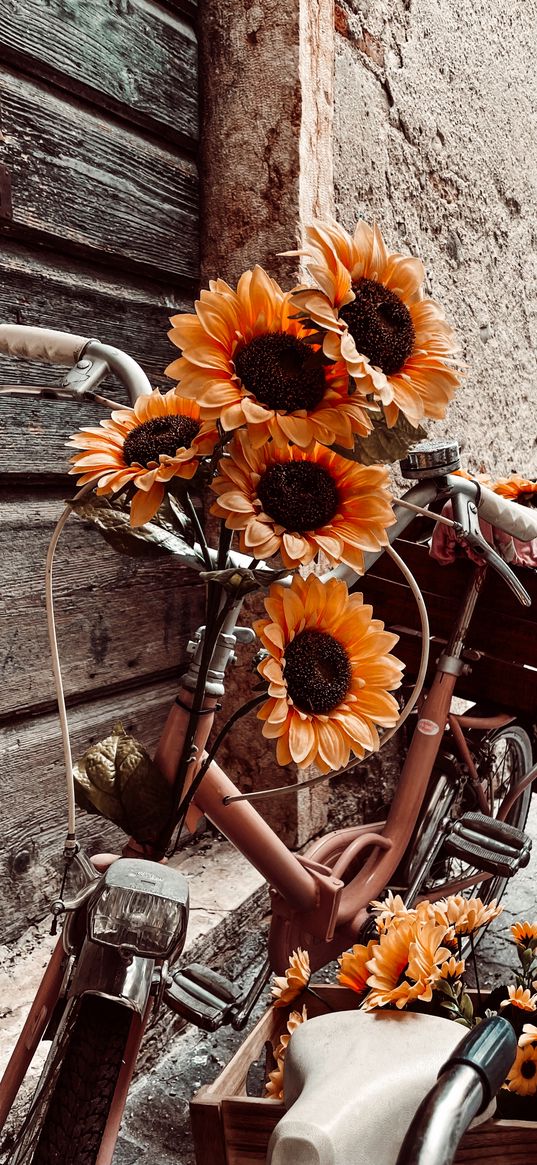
[266,911,537,1106]
[68,220,462,776]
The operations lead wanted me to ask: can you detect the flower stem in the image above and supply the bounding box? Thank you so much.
[183,492,213,572]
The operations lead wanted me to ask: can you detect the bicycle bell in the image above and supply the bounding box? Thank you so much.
[400,439,461,480]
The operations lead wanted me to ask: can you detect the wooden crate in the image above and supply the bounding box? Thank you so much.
[190,987,537,1165]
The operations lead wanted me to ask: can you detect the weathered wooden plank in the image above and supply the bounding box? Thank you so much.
[0,241,190,388]
[0,677,178,943]
[0,69,199,279]
[1,0,198,147]
[0,492,204,718]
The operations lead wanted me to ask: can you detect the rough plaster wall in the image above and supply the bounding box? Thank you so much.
[333,0,537,477]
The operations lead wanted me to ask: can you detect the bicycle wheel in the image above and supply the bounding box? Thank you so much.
[404,721,533,910]
[9,996,133,1165]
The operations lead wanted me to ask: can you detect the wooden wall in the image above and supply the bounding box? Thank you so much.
[0,0,202,941]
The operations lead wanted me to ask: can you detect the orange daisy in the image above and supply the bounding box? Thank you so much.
[429,895,503,936]
[511,921,537,950]
[506,1044,537,1096]
[166,265,373,450]
[291,220,460,428]
[210,431,394,572]
[519,1024,537,1048]
[266,1006,309,1099]
[370,892,418,933]
[271,949,311,1008]
[492,475,537,506]
[438,956,465,982]
[68,389,218,527]
[500,986,537,1012]
[254,574,403,773]
[338,941,377,995]
[363,918,451,1010]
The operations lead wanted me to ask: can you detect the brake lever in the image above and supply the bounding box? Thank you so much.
[452,496,531,607]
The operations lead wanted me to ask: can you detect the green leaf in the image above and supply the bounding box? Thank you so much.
[71,494,205,568]
[334,413,428,467]
[73,723,174,845]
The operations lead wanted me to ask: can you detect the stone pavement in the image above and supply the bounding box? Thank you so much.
[112,800,537,1164]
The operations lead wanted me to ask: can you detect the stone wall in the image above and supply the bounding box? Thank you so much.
[333,0,537,476]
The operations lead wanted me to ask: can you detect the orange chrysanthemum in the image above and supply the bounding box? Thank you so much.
[438,956,465,982]
[166,265,373,450]
[493,475,537,506]
[428,895,503,936]
[363,918,451,1010]
[291,220,460,428]
[500,986,537,1012]
[210,431,394,572]
[511,921,537,950]
[266,1006,308,1099]
[271,949,311,1008]
[370,892,418,933]
[338,941,378,995]
[68,390,218,527]
[506,1044,537,1096]
[254,574,403,773]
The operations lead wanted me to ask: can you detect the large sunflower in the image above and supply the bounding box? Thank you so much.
[210,431,394,572]
[166,265,373,450]
[68,390,218,527]
[254,574,403,773]
[291,220,460,428]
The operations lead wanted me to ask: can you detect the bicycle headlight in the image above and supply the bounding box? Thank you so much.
[88,858,189,958]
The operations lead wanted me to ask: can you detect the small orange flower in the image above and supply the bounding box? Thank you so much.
[506,1043,537,1096]
[265,1059,285,1100]
[274,1005,309,1059]
[210,431,394,572]
[511,921,537,950]
[500,986,537,1012]
[338,941,378,995]
[290,220,460,428]
[255,573,403,773]
[438,956,465,981]
[68,390,218,527]
[493,475,537,505]
[167,265,373,450]
[519,1024,537,1048]
[429,895,503,936]
[271,949,311,1008]
[370,892,418,933]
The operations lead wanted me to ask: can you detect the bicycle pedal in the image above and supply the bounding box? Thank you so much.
[164,962,238,1032]
[444,812,532,878]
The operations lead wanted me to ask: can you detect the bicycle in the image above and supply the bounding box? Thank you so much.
[1,323,537,1165]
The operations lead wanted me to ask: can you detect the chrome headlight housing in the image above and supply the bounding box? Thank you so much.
[88,858,189,959]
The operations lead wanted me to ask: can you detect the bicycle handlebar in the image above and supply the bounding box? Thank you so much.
[477,483,537,542]
[395,1017,517,1165]
[0,325,153,405]
[0,324,88,365]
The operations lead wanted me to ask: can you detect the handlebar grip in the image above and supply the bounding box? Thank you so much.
[0,324,89,366]
[478,484,537,544]
[437,1016,517,1109]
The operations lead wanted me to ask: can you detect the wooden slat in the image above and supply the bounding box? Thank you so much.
[0,69,199,280]
[455,1121,537,1163]
[0,0,198,147]
[392,632,537,717]
[0,240,191,388]
[0,492,203,719]
[0,676,178,943]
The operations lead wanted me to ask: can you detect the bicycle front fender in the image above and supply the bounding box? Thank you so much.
[67,937,155,1015]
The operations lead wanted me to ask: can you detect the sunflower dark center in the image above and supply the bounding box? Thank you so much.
[284,629,352,715]
[339,277,415,375]
[519,491,537,509]
[257,461,339,532]
[233,332,327,413]
[521,1061,537,1080]
[123,415,200,467]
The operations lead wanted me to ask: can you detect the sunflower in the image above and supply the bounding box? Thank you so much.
[166,265,373,451]
[363,918,451,1010]
[493,475,537,507]
[254,574,403,773]
[511,921,537,950]
[68,390,218,527]
[291,220,460,428]
[271,949,311,1008]
[500,986,537,1012]
[210,431,394,572]
[506,1043,537,1096]
[338,941,378,995]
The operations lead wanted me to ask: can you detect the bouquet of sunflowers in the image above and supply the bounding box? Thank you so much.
[65,219,462,846]
[265,894,537,1121]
